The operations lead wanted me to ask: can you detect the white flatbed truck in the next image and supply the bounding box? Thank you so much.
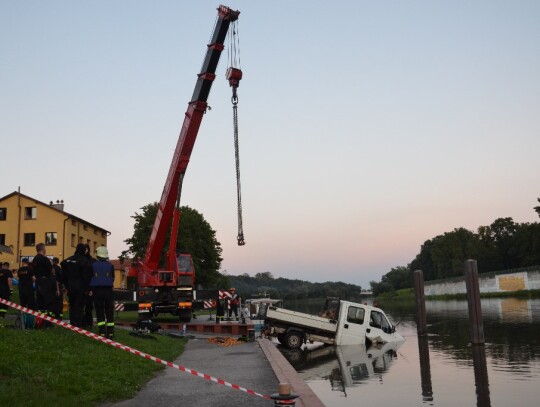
[263,297,404,349]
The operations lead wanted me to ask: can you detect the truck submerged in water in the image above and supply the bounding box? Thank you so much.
[263,297,404,349]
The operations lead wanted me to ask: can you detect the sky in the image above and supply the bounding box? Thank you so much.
[2,1,539,288]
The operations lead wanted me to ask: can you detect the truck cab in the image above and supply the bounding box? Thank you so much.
[334,300,403,346]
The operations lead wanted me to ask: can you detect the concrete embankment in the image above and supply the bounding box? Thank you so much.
[104,335,325,407]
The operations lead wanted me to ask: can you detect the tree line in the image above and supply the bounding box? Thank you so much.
[369,199,540,296]
[228,271,363,301]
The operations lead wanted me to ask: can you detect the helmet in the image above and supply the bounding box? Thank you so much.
[96,246,109,259]
[229,287,236,291]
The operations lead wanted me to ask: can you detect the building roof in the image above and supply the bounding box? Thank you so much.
[0,191,110,234]
[110,258,134,270]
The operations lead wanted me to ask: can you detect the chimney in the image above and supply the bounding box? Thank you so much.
[51,199,65,211]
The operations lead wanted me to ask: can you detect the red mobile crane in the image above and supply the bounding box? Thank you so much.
[129,5,243,322]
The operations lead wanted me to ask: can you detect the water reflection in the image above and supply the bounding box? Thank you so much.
[281,298,540,406]
[279,341,404,397]
[472,344,491,407]
[417,336,433,403]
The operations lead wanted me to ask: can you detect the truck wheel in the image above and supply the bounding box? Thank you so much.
[285,331,303,349]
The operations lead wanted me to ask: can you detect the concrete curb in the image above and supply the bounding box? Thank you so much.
[258,338,326,407]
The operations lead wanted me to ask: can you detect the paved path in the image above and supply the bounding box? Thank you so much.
[103,335,325,407]
[105,337,279,407]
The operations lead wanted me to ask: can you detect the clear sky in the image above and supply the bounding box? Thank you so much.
[2,1,539,288]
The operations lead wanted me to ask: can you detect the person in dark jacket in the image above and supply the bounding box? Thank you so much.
[61,244,91,327]
[52,257,64,319]
[32,243,56,320]
[0,262,13,324]
[17,258,35,310]
[82,244,95,329]
[89,246,115,338]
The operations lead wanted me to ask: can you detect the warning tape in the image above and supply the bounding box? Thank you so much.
[0,298,271,400]
[114,302,125,312]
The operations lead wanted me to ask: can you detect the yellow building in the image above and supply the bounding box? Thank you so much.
[0,191,110,268]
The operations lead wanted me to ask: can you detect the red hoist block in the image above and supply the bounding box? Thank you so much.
[226,67,243,88]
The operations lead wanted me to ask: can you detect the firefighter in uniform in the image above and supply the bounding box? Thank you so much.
[61,243,91,327]
[17,258,36,310]
[89,246,115,338]
[32,243,56,322]
[228,287,240,321]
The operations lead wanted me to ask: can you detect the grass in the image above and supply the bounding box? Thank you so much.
[0,321,187,407]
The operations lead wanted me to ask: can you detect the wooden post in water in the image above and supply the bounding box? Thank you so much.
[464,259,485,344]
[414,270,428,336]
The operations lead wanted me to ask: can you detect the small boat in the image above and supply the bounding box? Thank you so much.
[243,298,283,329]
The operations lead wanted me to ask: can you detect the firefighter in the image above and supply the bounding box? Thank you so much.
[228,287,239,321]
[17,258,36,310]
[32,243,56,323]
[61,244,91,327]
[89,246,115,338]
[0,262,13,325]
[52,257,64,319]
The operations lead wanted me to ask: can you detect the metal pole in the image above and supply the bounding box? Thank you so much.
[414,270,428,336]
[464,259,485,344]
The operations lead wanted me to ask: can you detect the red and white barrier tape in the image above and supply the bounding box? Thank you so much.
[0,298,270,400]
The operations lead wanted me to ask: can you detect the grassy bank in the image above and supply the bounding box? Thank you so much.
[0,323,186,407]
[376,288,540,302]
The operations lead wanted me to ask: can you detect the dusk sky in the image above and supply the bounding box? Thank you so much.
[2,1,539,288]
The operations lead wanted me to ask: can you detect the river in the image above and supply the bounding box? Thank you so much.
[277,298,540,406]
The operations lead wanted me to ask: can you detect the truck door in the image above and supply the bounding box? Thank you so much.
[336,304,367,345]
[366,309,398,344]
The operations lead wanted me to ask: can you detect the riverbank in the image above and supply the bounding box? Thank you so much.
[377,287,540,302]
[0,325,186,407]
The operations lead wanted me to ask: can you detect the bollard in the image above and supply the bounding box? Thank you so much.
[270,383,299,406]
[413,270,428,336]
[464,259,485,344]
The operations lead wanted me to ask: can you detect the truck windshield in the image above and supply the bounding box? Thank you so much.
[370,310,393,333]
[176,255,191,272]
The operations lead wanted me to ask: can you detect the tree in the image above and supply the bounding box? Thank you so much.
[535,198,540,218]
[478,218,519,269]
[122,203,223,288]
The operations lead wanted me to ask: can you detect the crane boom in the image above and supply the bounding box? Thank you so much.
[130,6,242,322]
[143,5,240,270]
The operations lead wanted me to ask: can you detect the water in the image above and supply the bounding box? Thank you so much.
[277,298,540,406]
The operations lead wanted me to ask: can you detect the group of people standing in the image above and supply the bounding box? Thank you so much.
[0,242,116,338]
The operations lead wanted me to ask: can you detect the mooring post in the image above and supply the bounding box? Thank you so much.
[270,383,299,406]
[464,259,485,344]
[414,270,428,336]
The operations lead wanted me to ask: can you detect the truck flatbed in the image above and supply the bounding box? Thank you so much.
[266,307,338,333]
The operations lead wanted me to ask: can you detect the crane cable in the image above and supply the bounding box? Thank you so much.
[227,20,245,246]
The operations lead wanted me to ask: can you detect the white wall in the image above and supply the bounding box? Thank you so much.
[424,269,540,296]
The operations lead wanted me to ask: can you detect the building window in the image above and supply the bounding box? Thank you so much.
[71,220,76,226]
[94,229,97,235]
[24,207,37,220]
[79,236,83,243]
[45,232,57,246]
[0,208,6,221]
[71,233,76,247]
[0,234,5,245]
[24,233,36,247]
[101,232,106,238]
[83,225,88,231]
